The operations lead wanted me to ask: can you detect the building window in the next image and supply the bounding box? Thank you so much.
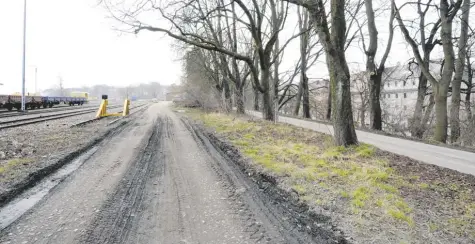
[396,93,399,98]
[404,93,407,98]
[413,80,416,86]
[387,94,390,98]
[395,81,398,87]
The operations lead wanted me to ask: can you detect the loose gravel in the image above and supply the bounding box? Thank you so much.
[0,102,149,205]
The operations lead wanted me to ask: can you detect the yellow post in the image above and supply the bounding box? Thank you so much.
[122,99,130,116]
[95,99,108,118]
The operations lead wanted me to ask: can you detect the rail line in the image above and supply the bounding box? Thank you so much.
[0,105,124,131]
[0,103,103,119]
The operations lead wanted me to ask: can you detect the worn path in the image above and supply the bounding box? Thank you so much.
[0,103,320,244]
[247,110,475,176]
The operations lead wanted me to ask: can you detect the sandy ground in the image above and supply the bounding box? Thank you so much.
[0,102,322,244]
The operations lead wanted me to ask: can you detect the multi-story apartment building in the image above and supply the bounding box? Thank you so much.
[351,63,475,132]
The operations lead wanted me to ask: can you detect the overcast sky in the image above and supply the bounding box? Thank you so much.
[0,0,182,94]
[0,0,428,95]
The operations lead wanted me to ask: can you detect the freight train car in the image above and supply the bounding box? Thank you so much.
[0,95,87,111]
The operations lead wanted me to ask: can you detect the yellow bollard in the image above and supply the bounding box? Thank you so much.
[96,95,109,118]
[96,99,107,118]
[122,99,130,116]
[95,96,130,118]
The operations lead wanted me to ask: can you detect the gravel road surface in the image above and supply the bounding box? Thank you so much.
[0,103,320,244]
[247,110,475,176]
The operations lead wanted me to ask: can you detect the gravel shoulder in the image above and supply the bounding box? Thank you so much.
[0,102,145,207]
[0,103,155,243]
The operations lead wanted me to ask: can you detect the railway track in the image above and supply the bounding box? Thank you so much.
[0,104,127,131]
[0,103,103,119]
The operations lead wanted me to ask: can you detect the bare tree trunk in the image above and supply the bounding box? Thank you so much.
[293,84,303,116]
[299,7,311,119]
[434,85,449,142]
[321,0,358,145]
[412,70,429,138]
[421,94,435,135]
[369,73,383,129]
[329,56,358,145]
[326,88,332,120]
[261,65,275,121]
[466,67,473,120]
[222,78,232,112]
[450,0,470,143]
[273,30,280,118]
[253,86,260,111]
[252,49,260,112]
[362,0,394,131]
[434,1,459,143]
[302,75,311,118]
[364,0,381,130]
[360,106,365,128]
[236,84,245,114]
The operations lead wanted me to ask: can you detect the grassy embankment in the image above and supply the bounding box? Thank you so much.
[183,108,475,242]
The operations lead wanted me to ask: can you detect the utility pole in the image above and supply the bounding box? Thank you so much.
[21,0,27,111]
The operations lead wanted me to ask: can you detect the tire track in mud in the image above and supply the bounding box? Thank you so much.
[180,118,286,243]
[162,115,187,238]
[80,117,164,244]
[181,117,343,244]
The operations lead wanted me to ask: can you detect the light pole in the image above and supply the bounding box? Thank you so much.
[21,0,27,111]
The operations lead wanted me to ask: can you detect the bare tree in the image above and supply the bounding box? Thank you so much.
[289,6,326,118]
[286,0,358,146]
[395,0,444,138]
[359,0,395,130]
[394,0,463,143]
[465,47,474,120]
[351,71,369,128]
[102,0,289,121]
[450,0,471,142]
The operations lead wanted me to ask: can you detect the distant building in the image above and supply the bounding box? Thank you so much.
[351,62,475,131]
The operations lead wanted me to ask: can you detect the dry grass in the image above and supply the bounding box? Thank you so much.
[184,109,475,243]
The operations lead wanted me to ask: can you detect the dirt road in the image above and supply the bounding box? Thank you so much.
[0,103,322,244]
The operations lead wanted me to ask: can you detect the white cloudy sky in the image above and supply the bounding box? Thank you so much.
[0,0,182,94]
[0,0,431,95]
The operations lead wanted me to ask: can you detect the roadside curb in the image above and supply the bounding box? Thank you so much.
[0,120,128,208]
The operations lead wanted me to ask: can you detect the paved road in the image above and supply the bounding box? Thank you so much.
[0,103,321,244]
[247,111,475,176]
